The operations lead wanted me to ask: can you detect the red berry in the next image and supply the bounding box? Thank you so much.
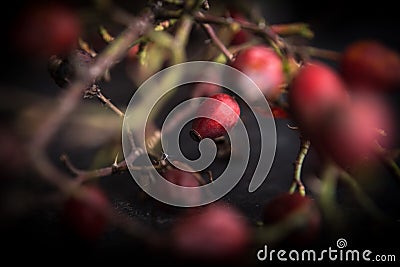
[314,93,393,170]
[191,93,240,141]
[62,186,110,241]
[228,10,251,45]
[271,106,289,119]
[288,61,350,137]
[340,40,400,91]
[191,82,222,98]
[13,3,81,57]
[163,168,201,187]
[262,192,321,246]
[171,203,250,262]
[127,44,140,60]
[230,45,285,102]
[157,168,202,204]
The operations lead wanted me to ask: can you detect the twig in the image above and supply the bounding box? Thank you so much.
[84,84,125,117]
[96,90,125,118]
[60,146,148,184]
[198,14,233,61]
[318,162,344,232]
[192,12,284,49]
[292,46,342,61]
[375,143,400,185]
[28,10,154,190]
[270,23,314,39]
[60,154,127,182]
[339,170,388,221]
[289,138,310,196]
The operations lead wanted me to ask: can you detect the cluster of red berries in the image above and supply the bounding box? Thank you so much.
[191,40,399,171]
[23,2,399,264]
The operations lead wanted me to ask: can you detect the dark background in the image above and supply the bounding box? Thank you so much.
[1,0,400,265]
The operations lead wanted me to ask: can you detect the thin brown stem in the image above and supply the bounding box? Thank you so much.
[289,138,310,196]
[96,90,125,118]
[199,15,234,61]
[292,46,342,61]
[60,154,127,182]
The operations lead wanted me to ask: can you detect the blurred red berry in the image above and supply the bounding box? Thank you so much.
[231,45,285,102]
[13,2,81,57]
[171,203,251,262]
[63,186,109,241]
[288,61,350,137]
[341,40,400,91]
[191,93,240,141]
[271,106,289,119]
[262,192,321,246]
[228,10,251,45]
[314,93,394,170]
[191,82,222,98]
[157,168,202,205]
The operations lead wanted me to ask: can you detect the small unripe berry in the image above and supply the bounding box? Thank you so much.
[230,45,285,102]
[190,93,240,141]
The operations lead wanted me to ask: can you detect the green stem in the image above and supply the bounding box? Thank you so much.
[339,170,388,221]
[319,162,344,231]
[375,143,400,185]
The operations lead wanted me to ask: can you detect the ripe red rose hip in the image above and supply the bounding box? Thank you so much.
[230,45,285,102]
[171,203,250,262]
[314,93,393,170]
[288,61,350,136]
[340,40,400,91]
[190,93,240,141]
[13,3,81,57]
[62,186,110,240]
[262,192,321,246]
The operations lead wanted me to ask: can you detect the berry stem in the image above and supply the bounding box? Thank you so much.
[270,23,314,39]
[319,162,345,232]
[338,170,388,221]
[289,137,310,196]
[375,143,400,185]
[292,46,342,61]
